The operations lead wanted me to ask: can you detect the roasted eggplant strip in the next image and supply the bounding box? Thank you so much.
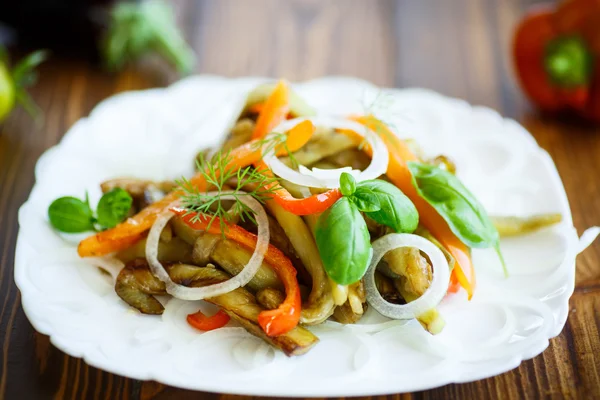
[234,179,335,325]
[491,214,562,237]
[321,148,371,171]
[280,128,356,168]
[236,213,309,282]
[392,279,445,334]
[221,118,255,152]
[256,287,285,310]
[333,301,364,324]
[115,260,318,356]
[115,259,166,314]
[374,271,404,304]
[101,178,176,211]
[263,199,335,325]
[100,178,176,197]
[383,245,445,334]
[347,281,366,315]
[116,237,193,264]
[191,232,283,292]
[384,247,432,296]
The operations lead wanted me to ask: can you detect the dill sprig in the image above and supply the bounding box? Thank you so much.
[252,131,300,168]
[359,90,408,146]
[177,151,280,234]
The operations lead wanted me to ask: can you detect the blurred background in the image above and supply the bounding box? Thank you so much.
[2,0,600,399]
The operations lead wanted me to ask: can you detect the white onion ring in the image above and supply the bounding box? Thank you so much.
[145,192,269,300]
[262,116,389,189]
[364,233,450,320]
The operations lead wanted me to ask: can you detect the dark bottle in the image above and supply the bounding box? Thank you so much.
[0,0,117,61]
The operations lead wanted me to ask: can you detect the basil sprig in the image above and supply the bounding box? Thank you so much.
[315,197,372,284]
[407,162,507,276]
[315,173,419,284]
[48,188,133,233]
[48,194,95,233]
[96,188,134,229]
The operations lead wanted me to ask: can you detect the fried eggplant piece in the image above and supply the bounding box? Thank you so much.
[115,260,318,356]
[491,214,562,237]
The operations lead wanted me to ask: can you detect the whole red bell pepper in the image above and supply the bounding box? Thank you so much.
[513,0,600,121]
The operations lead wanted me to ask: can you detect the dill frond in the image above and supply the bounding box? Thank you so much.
[177,150,280,235]
[360,89,409,145]
[252,131,300,169]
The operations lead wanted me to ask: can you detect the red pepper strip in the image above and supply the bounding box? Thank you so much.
[254,159,342,215]
[252,80,290,140]
[170,208,302,337]
[344,115,476,299]
[187,309,230,331]
[78,122,313,257]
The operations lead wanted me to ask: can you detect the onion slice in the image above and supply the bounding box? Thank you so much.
[145,192,270,300]
[262,116,389,189]
[364,233,450,320]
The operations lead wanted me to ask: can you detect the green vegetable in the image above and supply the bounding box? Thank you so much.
[103,0,195,74]
[351,186,381,212]
[408,162,507,276]
[48,197,95,233]
[339,172,356,197]
[48,190,133,233]
[356,180,418,233]
[0,46,48,123]
[96,188,134,229]
[315,197,372,285]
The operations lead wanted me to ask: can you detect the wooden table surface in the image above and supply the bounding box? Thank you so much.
[1,0,599,399]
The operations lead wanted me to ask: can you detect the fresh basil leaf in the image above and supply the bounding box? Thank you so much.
[408,162,507,275]
[351,186,381,212]
[96,188,133,229]
[357,180,418,233]
[48,197,95,233]
[339,172,356,197]
[315,197,372,284]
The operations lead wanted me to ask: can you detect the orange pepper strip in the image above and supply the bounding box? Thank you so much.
[251,80,290,140]
[77,123,314,258]
[345,115,476,299]
[187,309,230,331]
[171,208,301,337]
[248,103,264,114]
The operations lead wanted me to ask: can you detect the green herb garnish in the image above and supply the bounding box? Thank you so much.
[315,173,419,284]
[408,162,507,276]
[252,131,299,168]
[178,151,280,234]
[315,196,372,285]
[96,188,133,229]
[48,189,133,233]
[48,196,95,233]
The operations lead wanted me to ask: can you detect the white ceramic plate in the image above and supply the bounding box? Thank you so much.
[15,76,595,397]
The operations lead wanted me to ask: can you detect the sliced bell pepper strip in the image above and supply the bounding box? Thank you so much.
[78,122,314,257]
[171,208,302,337]
[254,160,342,215]
[187,309,230,331]
[252,80,290,140]
[345,115,476,299]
